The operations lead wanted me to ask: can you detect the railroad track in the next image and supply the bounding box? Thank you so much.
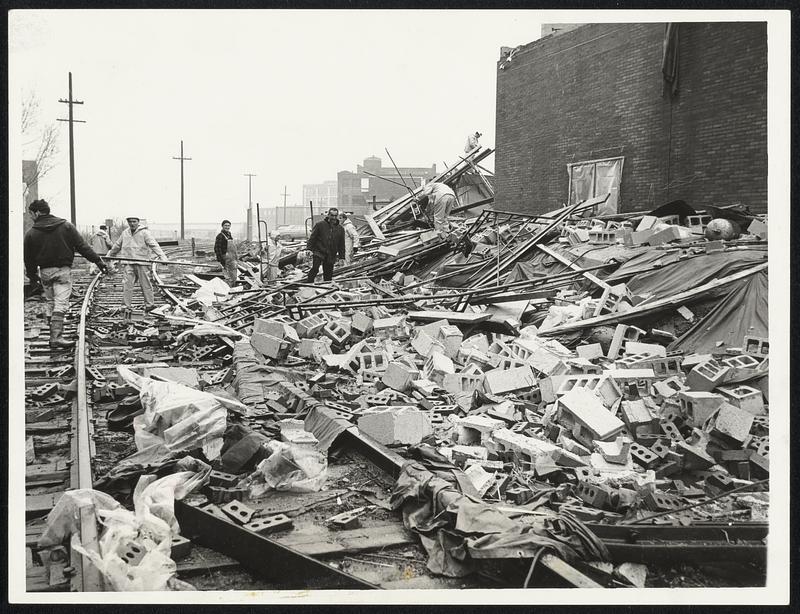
[23,248,469,592]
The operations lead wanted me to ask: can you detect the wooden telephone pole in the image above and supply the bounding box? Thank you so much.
[57,72,85,226]
[172,140,192,239]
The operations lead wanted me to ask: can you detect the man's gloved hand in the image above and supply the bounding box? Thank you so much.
[97,259,109,275]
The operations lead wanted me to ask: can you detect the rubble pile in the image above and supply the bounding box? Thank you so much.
[37,152,770,588]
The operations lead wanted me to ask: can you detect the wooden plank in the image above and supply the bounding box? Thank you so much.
[363,214,386,240]
[406,310,492,325]
[176,546,239,576]
[27,460,69,481]
[26,492,63,518]
[540,553,603,588]
[26,420,70,433]
[26,565,58,592]
[26,436,35,464]
[536,244,611,290]
[278,523,415,557]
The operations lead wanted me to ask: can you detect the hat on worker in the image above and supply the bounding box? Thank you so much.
[126,216,140,222]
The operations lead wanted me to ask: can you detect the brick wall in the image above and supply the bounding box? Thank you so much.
[494,22,767,215]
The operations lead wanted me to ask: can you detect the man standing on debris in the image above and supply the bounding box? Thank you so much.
[416,182,459,243]
[305,207,345,283]
[214,219,239,285]
[106,216,167,311]
[23,199,108,349]
[339,211,360,265]
[464,131,482,153]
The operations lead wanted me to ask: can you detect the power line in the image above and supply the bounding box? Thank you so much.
[57,72,85,226]
[172,140,192,240]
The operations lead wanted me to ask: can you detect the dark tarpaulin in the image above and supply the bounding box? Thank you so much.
[622,250,767,300]
[670,270,768,354]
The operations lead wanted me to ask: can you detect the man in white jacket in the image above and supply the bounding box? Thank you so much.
[106,216,167,310]
[339,212,360,265]
[416,182,458,241]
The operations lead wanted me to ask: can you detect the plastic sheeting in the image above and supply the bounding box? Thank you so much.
[119,366,246,462]
[390,462,609,578]
[621,250,767,301]
[671,270,768,353]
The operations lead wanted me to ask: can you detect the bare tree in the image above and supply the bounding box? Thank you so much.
[22,90,60,197]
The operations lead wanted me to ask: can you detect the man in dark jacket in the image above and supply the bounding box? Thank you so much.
[23,199,108,349]
[214,219,239,285]
[305,207,345,283]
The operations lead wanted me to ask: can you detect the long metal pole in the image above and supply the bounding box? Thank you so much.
[68,73,76,225]
[256,202,264,280]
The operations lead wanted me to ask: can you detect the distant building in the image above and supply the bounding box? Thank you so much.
[494,23,767,216]
[302,181,338,211]
[337,156,437,218]
[146,222,247,241]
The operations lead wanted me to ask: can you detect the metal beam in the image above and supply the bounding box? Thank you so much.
[174,501,378,589]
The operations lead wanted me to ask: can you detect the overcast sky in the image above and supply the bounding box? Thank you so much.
[10,9,551,229]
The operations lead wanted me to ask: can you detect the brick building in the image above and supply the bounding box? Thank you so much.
[494,22,768,216]
[338,156,437,217]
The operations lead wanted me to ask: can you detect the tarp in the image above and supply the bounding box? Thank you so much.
[621,249,767,301]
[671,270,768,353]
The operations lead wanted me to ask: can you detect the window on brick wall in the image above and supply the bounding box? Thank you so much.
[567,156,624,215]
[360,177,370,193]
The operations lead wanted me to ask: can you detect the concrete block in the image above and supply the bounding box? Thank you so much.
[648,225,681,246]
[221,500,256,525]
[678,391,726,426]
[250,332,291,360]
[245,514,293,535]
[437,325,463,359]
[298,337,333,361]
[556,387,625,444]
[686,358,731,392]
[442,372,484,395]
[253,318,300,343]
[621,399,656,435]
[382,361,420,392]
[357,406,432,445]
[711,403,754,445]
[358,351,390,372]
[351,311,374,336]
[652,376,686,400]
[482,365,537,395]
[463,464,496,498]
[607,324,646,359]
[460,333,490,354]
[576,343,604,360]
[629,442,659,469]
[676,441,715,471]
[616,562,648,588]
[170,535,193,560]
[294,313,327,338]
[643,356,683,378]
[575,481,611,510]
[423,351,456,385]
[412,330,446,358]
[636,215,659,231]
[593,435,632,465]
[373,316,405,339]
[322,320,351,346]
[718,385,765,415]
[742,335,769,357]
[456,414,505,445]
[280,428,319,448]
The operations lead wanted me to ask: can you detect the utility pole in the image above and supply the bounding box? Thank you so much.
[244,173,257,242]
[280,186,290,225]
[172,140,192,240]
[57,72,85,226]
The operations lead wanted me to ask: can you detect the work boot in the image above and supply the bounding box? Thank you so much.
[49,312,74,350]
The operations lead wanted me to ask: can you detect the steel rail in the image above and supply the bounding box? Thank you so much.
[70,271,105,591]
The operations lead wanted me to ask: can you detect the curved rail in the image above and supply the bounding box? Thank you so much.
[70,271,105,591]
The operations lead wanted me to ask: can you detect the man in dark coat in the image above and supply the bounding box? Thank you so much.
[305,207,345,283]
[23,199,107,348]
